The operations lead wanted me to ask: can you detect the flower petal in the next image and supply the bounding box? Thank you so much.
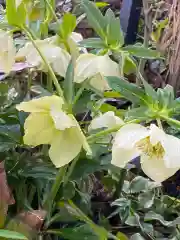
[49,128,82,168]
[89,73,110,92]
[113,123,149,149]
[74,54,99,83]
[97,55,120,77]
[16,96,63,113]
[23,113,56,146]
[149,124,166,145]
[0,31,16,73]
[141,154,179,183]
[161,134,180,168]
[89,111,124,131]
[111,143,139,168]
[50,108,76,130]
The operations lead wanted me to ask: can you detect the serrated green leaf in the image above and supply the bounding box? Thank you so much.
[105,9,124,47]
[123,45,161,59]
[106,76,148,104]
[82,0,106,40]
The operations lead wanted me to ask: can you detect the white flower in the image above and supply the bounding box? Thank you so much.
[112,123,180,183]
[0,30,16,73]
[74,54,120,92]
[89,111,124,131]
[16,40,71,77]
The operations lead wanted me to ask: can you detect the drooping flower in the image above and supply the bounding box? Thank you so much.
[89,111,124,131]
[112,123,180,183]
[16,96,91,168]
[0,30,16,73]
[74,54,120,92]
[16,40,71,77]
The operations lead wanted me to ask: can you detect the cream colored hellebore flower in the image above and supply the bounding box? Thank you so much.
[0,30,16,73]
[16,96,91,168]
[74,54,120,92]
[89,111,124,131]
[112,123,180,183]
[16,40,71,77]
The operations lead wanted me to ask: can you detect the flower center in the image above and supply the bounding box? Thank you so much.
[136,137,165,159]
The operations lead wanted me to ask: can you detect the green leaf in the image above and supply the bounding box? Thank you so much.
[59,13,76,40]
[95,2,109,8]
[139,74,158,101]
[144,211,180,227]
[49,224,99,240]
[130,233,145,240]
[105,9,124,47]
[6,0,26,26]
[130,176,149,193]
[64,60,74,105]
[123,45,161,59]
[70,158,109,180]
[82,0,106,40]
[78,38,106,49]
[106,76,148,104]
[63,201,108,240]
[0,230,27,239]
[138,191,155,208]
[123,55,137,75]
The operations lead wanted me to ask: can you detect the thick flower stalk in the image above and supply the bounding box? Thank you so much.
[16,96,91,168]
[112,123,180,183]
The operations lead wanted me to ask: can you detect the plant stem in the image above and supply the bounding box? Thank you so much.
[137,0,152,85]
[43,166,67,211]
[113,169,127,199]
[22,26,64,97]
[63,156,79,186]
[87,119,139,143]
[156,118,163,129]
[44,0,59,23]
[160,115,180,127]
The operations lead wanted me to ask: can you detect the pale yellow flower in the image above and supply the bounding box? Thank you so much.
[16,40,71,77]
[89,111,124,131]
[16,96,91,168]
[0,30,16,73]
[112,124,180,183]
[74,54,120,92]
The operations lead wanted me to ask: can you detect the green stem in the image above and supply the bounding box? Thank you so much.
[43,166,67,211]
[156,118,163,129]
[87,119,139,143]
[63,156,79,186]
[44,0,59,23]
[160,115,180,127]
[113,169,127,199]
[22,26,64,97]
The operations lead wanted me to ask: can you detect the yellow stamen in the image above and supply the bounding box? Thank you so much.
[136,137,165,159]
